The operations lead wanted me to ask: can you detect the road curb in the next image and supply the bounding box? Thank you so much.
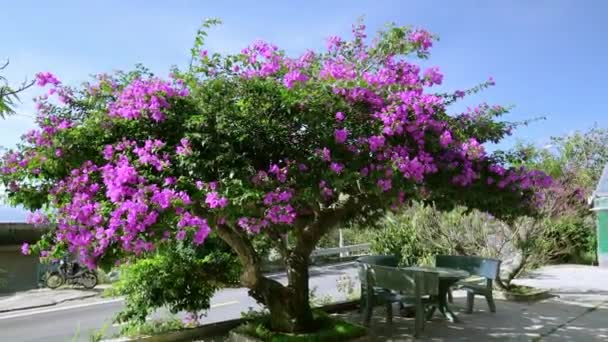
[101,300,360,342]
[0,292,99,313]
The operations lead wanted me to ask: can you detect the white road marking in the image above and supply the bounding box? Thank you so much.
[209,300,239,308]
[0,298,240,322]
[0,298,124,321]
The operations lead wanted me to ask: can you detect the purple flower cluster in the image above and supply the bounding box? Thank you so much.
[133,140,170,171]
[177,212,210,245]
[334,128,348,144]
[266,204,296,225]
[108,78,188,122]
[237,217,269,234]
[35,72,60,87]
[409,29,433,51]
[26,210,49,227]
[205,191,229,209]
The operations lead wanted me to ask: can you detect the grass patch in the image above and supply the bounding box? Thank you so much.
[236,310,367,342]
[119,317,185,338]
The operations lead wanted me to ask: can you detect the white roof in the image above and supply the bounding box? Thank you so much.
[596,164,608,197]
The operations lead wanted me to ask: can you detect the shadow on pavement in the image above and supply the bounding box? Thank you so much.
[335,296,608,341]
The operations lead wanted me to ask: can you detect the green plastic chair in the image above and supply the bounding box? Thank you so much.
[359,262,439,337]
[435,255,501,313]
[356,255,399,312]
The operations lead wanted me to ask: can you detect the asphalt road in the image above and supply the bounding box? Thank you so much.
[0,262,359,342]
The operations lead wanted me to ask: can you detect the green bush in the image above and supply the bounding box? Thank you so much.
[119,317,185,338]
[369,212,430,266]
[109,236,240,325]
[538,215,596,264]
[368,204,507,266]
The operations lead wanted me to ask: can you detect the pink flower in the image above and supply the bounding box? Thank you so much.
[102,145,114,160]
[335,112,345,121]
[377,178,392,192]
[439,131,452,148]
[21,243,30,255]
[409,29,433,51]
[462,138,485,160]
[283,69,309,88]
[27,210,48,227]
[318,147,331,162]
[108,78,188,122]
[327,36,342,52]
[35,72,60,87]
[330,162,344,174]
[334,128,349,144]
[423,67,443,86]
[368,135,385,151]
[193,223,211,245]
[205,191,229,209]
[176,138,192,156]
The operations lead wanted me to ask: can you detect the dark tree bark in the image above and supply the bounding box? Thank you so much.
[207,195,370,333]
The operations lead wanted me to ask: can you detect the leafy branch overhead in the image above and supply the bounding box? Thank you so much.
[0,60,34,118]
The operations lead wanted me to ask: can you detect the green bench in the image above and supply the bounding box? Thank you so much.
[435,255,501,313]
[358,256,439,337]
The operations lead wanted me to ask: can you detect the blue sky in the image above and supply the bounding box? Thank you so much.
[1,0,607,151]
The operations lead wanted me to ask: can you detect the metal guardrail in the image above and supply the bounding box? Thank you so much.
[311,243,371,258]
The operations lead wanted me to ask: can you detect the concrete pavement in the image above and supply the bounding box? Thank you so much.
[336,264,608,341]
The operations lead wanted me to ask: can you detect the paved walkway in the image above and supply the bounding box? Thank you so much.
[337,264,608,341]
[0,285,109,313]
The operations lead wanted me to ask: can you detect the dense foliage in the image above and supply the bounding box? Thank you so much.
[109,236,239,325]
[0,19,549,332]
[369,204,507,265]
[513,127,608,264]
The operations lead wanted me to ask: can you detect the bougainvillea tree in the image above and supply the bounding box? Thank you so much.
[1,20,551,332]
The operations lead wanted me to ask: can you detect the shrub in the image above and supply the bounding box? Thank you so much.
[369,203,506,266]
[110,236,239,325]
[538,215,596,264]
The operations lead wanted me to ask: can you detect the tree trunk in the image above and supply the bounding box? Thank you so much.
[248,252,315,333]
[211,197,366,334]
[286,253,315,332]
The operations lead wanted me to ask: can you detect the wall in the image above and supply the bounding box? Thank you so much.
[0,246,40,292]
[0,223,47,293]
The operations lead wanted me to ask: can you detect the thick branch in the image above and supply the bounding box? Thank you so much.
[213,223,261,286]
[213,223,291,306]
[294,194,370,257]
